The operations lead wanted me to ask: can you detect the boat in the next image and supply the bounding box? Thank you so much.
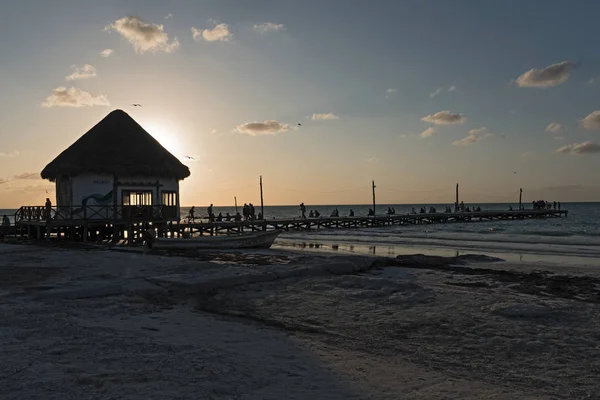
[145,229,282,250]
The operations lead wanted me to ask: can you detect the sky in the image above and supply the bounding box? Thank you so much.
[2,0,600,207]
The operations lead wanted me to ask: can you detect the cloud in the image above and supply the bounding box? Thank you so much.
[193,22,232,42]
[41,87,110,108]
[366,157,380,164]
[515,61,575,88]
[556,141,600,155]
[253,22,285,34]
[419,127,437,138]
[520,152,533,158]
[165,13,173,20]
[452,127,493,146]
[429,88,443,98]
[430,86,455,98]
[587,77,598,86]
[106,16,180,54]
[13,172,40,180]
[100,49,114,57]
[421,111,466,125]
[236,120,290,136]
[386,88,397,94]
[311,113,340,121]
[65,64,97,81]
[0,150,19,158]
[580,110,600,130]
[545,122,563,133]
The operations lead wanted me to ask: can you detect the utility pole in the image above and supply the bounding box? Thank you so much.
[455,183,459,212]
[234,196,238,214]
[372,180,376,217]
[260,175,264,220]
[519,188,522,210]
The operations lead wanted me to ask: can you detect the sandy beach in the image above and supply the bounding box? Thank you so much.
[2,242,600,399]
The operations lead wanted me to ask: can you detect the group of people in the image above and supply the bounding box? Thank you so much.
[532,200,561,210]
[186,203,263,223]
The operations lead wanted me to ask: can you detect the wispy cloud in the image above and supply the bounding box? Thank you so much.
[386,88,397,94]
[515,61,575,88]
[545,122,563,133]
[580,110,600,130]
[452,127,493,146]
[106,16,180,54]
[311,113,340,121]
[587,76,598,86]
[65,64,97,81]
[419,127,437,138]
[421,111,466,125]
[0,150,19,158]
[556,141,600,155]
[13,172,40,180]
[236,120,289,136]
[429,86,456,98]
[41,87,110,108]
[165,13,173,20]
[253,22,285,34]
[193,22,232,42]
[100,49,114,57]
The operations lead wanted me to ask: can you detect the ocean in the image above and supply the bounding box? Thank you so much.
[3,202,599,263]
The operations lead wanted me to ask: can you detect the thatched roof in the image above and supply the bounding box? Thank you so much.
[41,110,190,181]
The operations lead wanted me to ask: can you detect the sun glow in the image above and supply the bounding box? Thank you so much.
[145,122,182,158]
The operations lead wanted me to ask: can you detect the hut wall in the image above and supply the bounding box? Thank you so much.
[71,174,114,206]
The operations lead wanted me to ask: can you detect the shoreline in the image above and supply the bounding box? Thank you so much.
[2,242,600,398]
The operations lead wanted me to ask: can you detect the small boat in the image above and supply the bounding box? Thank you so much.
[145,229,282,250]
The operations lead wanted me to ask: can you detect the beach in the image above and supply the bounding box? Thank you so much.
[2,241,600,399]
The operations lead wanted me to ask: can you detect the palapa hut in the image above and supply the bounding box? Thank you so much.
[41,109,190,221]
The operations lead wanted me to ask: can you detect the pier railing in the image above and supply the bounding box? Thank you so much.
[14,205,174,224]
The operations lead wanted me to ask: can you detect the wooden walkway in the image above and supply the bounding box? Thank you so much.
[8,208,568,242]
[183,209,568,235]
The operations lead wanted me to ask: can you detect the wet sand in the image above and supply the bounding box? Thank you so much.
[1,243,599,399]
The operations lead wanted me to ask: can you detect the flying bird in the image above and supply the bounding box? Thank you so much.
[185,156,195,160]
[297,123,302,126]
[132,104,142,107]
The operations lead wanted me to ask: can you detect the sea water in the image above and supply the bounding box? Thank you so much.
[2,203,599,263]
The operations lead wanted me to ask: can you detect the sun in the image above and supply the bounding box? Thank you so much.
[145,122,182,158]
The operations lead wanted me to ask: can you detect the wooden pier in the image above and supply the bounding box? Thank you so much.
[5,205,568,244]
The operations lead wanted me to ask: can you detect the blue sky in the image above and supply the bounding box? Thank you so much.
[2,0,600,207]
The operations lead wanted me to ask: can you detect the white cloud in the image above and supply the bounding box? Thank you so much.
[556,141,600,155]
[100,49,114,57]
[429,87,443,98]
[65,64,97,81]
[193,22,232,42]
[421,111,466,125]
[0,150,19,158]
[165,13,173,20]
[41,87,110,108]
[236,120,289,136]
[452,127,493,146]
[106,16,180,54]
[386,88,397,94]
[430,86,455,98]
[515,61,575,88]
[253,22,285,34]
[311,113,340,121]
[580,110,600,130]
[419,127,437,138]
[545,122,563,133]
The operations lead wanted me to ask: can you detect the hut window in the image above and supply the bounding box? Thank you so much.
[122,190,152,206]
[162,191,177,207]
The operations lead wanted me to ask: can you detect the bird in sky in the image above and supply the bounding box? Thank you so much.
[132,104,142,107]
[185,156,195,160]
[297,123,302,126]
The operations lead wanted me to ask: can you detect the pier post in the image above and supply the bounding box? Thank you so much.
[455,183,459,212]
[260,175,265,229]
[372,180,376,217]
[519,188,523,210]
